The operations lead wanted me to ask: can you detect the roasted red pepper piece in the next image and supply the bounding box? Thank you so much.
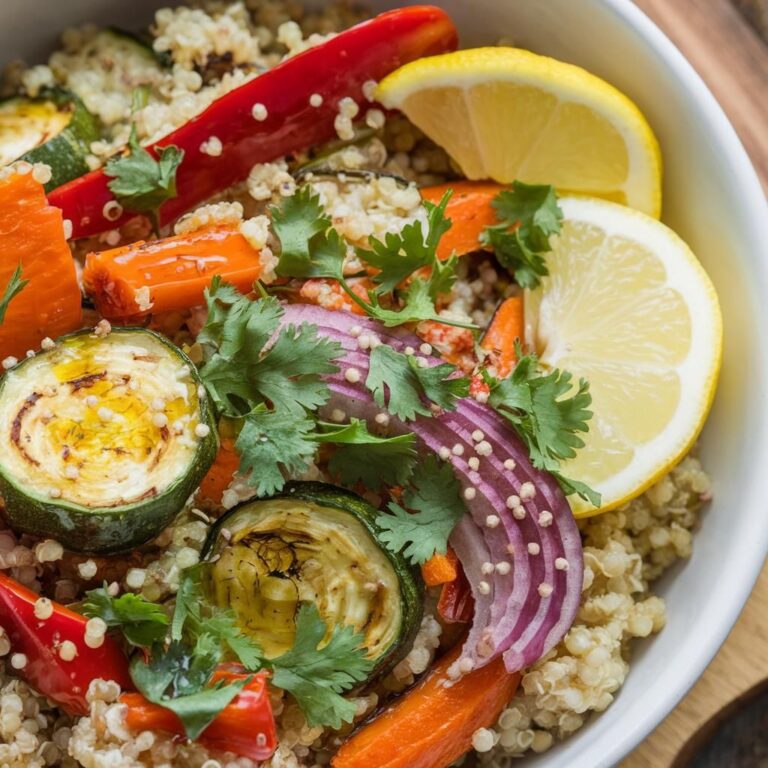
[50,6,458,239]
[0,572,131,715]
[121,667,277,761]
[437,560,474,624]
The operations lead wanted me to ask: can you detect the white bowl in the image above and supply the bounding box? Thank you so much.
[2,1,767,766]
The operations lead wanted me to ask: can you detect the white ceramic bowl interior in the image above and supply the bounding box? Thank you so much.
[2,1,767,766]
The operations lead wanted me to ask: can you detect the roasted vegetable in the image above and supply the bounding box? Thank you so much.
[122,668,277,762]
[0,328,217,552]
[0,170,82,360]
[49,6,459,238]
[0,88,99,191]
[83,226,266,321]
[0,572,131,715]
[332,644,521,768]
[201,482,423,674]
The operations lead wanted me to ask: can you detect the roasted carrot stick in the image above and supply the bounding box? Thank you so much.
[481,295,524,378]
[421,182,503,260]
[421,549,459,587]
[0,170,82,360]
[198,438,239,505]
[83,226,265,321]
[332,645,520,768]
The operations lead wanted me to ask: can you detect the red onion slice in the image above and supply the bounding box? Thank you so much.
[280,305,583,673]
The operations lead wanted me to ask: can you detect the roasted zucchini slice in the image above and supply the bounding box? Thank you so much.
[0,328,217,553]
[0,88,99,191]
[201,482,423,673]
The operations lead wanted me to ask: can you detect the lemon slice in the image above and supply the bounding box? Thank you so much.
[376,47,662,218]
[524,197,722,516]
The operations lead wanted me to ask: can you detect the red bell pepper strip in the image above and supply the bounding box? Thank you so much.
[121,667,277,762]
[0,572,131,715]
[50,7,458,240]
[437,560,474,624]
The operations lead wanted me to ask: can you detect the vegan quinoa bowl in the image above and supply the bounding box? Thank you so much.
[0,2,725,767]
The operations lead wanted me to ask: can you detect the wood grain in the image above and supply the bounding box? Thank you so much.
[634,0,768,191]
[623,1,768,765]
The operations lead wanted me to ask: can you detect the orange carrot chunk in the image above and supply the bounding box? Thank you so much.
[420,549,459,587]
[332,645,521,768]
[198,438,240,505]
[83,226,265,321]
[481,295,524,378]
[421,182,503,260]
[0,171,82,360]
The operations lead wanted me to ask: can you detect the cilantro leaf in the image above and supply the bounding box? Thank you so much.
[314,419,417,489]
[377,455,466,565]
[81,587,169,647]
[236,407,317,496]
[486,347,600,506]
[104,125,184,224]
[413,358,470,409]
[270,603,374,729]
[271,186,344,279]
[268,187,475,329]
[249,322,343,415]
[199,281,342,418]
[363,279,437,327]
[0,264,28,325]
[130,643,248,740]
[365,345,469,421]
[174,569,265,670]
[356,193,451,292]
[199,277,282,364]
[480,181,563,289]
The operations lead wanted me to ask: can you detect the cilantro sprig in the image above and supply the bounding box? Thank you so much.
[313,419,417,489]
[83,575,257,740]
[270,186,475,329]
[0,264,28,324]
[104,124,184,231]
[82,570,373,731]
[365,345,469,421]
[484,343,600,506]
[377,455,467,565]
[198,278,343,494]
[82,587,169,646]
[480,181,563,289]
[270,603,374,728]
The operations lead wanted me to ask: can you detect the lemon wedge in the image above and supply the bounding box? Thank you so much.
[376,47,662,218]
[524,197,722,516]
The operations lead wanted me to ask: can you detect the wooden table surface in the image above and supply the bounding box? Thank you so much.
[622,1,768,765]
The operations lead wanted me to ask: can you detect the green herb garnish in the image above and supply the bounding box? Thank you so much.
[485,343,600,505]
[0,264,28,324]
[377,455,467,565]
[313,418,417,489]
[83,569,371,732]
[365,345,469,421]
[104,125,184,230]
[270,603,374,729]
[270,186,475,329]
[480,181,563,289]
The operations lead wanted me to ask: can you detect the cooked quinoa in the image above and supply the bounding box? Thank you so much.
[0,2,715,767]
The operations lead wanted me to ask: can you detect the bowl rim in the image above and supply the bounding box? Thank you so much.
[587,1,768,764]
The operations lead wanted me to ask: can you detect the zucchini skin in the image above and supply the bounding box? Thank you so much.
[202,481,424,676]
[0,328,218,554]
[15,88,100,192]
